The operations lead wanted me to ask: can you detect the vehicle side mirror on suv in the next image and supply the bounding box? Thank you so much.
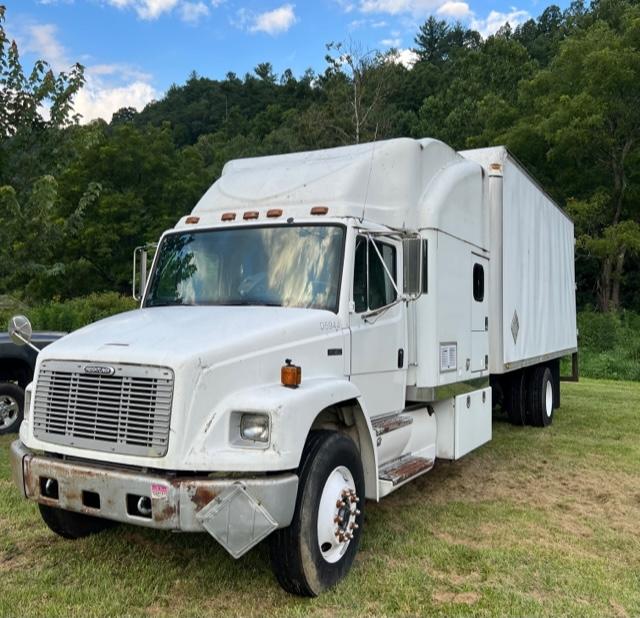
[8,315,36,350]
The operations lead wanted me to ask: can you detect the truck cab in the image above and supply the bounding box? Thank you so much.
[9,137,577,596]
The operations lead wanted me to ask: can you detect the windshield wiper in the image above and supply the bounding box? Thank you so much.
[146,301,195,307]
[222,300,283,307]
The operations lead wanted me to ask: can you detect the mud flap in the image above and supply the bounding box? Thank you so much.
[196,483,278,558]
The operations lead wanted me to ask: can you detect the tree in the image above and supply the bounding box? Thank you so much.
[0,6,84,142]
[414,17,480,63]
[414,17,450,63]
[323,41,395,144]
[508,6,640,311]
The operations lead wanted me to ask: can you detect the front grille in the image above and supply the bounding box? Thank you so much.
[33,360,174,457]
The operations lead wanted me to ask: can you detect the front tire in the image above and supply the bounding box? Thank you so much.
[527,365,555,427]
[0,382,24,435]
[269,430,365,596]
[39,504,118,539]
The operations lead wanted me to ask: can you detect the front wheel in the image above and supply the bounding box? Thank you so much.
[269,431,365,596]
[39,504,118,539]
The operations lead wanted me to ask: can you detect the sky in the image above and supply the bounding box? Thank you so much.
[4,0,555,123]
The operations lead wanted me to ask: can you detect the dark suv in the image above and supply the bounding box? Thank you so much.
[0,332,65,434]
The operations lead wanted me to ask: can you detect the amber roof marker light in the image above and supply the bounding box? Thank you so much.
[243,211,259,220]
[185,216,200,224]
[281,359,302,388]
[221,212,236,221]
[267,209,283,218]
[310,206,329,215]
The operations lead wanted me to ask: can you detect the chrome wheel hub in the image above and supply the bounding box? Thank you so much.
[0,395,19,429]
[317,466,360,564]
[545,381,553,417]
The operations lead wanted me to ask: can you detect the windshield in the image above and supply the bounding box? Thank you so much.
[144,224,345,311]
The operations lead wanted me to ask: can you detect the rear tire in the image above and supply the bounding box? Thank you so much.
[0,382,24,435]
[269,430,365,596]
[527,365,554,427]
[505,371,527,426]
[39,504,118,539]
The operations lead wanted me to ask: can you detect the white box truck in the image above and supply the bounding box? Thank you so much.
[8,137,577,596]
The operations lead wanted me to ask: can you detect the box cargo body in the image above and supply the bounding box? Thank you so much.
[461,147,577,374]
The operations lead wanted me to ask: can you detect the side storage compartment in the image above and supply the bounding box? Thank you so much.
[434,387,492,460]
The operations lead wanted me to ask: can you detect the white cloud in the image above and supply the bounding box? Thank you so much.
[388,48,419,67]
[19,21,157,122]
[105,0,217,22]
[180,1,210,23]
[470,8,530,37]
[380,37,402,46]
[105,0,178,19]
[248,4,297,35]
[333,0,356,12]
[359,0,440,16]
[22,24,69,71]
[436,1,471,18]
[75,81,158,122]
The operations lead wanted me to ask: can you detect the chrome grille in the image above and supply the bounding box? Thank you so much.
[33,360,174,457]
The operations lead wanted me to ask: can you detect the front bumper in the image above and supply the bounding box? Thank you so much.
[10,440,298,558]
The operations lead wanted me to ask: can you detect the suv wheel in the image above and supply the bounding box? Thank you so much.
[0,382,24,435]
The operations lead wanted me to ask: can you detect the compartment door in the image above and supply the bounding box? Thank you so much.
[471,254,489,372]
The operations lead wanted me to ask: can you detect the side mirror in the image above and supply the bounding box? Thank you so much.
[403,237,426,298]
[8,314,33,347]
[133,244,156,301]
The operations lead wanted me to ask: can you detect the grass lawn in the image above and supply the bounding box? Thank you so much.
[1,378,639,617]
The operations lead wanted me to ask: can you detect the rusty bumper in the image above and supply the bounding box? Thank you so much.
[10,440,298,558]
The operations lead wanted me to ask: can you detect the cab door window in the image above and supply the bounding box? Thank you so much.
[353,235,397,312]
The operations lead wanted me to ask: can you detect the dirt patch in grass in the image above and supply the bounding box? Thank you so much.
[433,590,481,605]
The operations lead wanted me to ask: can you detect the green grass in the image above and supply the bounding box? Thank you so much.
[1,379,639,617]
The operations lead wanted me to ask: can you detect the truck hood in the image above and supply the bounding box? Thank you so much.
[40,306,341,368]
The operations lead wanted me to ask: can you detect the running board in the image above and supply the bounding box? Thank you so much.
[371,413,413,437]
[378,455,434,496]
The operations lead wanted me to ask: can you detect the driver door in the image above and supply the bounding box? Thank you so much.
[349,234,407,416]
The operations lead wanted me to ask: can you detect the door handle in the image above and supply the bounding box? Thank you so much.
[397,348,404,369]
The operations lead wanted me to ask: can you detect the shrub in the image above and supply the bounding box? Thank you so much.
[0,293,137,333]
[577,311,620,351]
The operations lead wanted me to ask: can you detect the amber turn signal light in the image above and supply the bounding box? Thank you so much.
[281,359,301,388]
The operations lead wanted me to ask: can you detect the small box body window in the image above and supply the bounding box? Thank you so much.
[473,263,484,302]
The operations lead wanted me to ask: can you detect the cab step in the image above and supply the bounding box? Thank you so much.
[371,413,413,437]
[378,455,434,486]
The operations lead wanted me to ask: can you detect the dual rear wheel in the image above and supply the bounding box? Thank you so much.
[504,363,556,427]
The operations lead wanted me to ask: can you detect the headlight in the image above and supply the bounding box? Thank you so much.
[240,413,270,443]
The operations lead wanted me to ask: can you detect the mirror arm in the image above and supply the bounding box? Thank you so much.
[13,331,40,354]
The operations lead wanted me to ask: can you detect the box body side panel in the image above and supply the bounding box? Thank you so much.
[500,156,577,367]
